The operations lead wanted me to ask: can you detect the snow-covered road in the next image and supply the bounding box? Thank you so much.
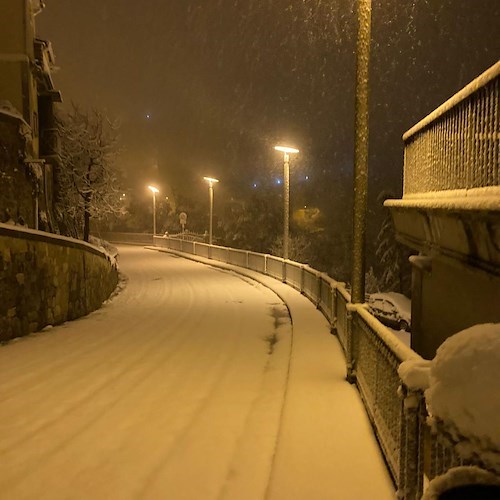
[0,246,394,499]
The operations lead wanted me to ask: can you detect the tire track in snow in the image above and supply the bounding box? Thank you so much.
[0,316,197,462]
[138,271,293,500]
[0,249,282,498]
[0,257,169,397]
[0,248,188,397]
[0,254,188,430]
[0,251,203,463]
[0,248,294,499]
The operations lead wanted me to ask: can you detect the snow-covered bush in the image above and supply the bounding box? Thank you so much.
[425,323,500,471]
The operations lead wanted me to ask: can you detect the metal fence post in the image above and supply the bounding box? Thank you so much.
[331,285,338,334]
[397,385,424,500]
[346,304,356,383]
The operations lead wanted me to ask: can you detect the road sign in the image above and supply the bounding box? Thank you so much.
[179,212,187,225]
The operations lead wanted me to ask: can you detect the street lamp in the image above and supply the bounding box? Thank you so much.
[274,145,299,260]
[148,185,159,235]
[203,176,219,245]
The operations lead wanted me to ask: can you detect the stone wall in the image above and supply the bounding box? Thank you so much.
[0,224,118,341]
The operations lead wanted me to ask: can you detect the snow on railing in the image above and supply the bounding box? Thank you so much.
[152,236,426,498]
[403,61,500,196]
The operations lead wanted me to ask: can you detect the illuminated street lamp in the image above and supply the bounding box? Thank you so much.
[203,177,219,245]
[148,185,159,235]
[274,145,299,260]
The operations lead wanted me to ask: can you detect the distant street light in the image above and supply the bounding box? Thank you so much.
[148,185,159,235]
[203,177,219,245]
[274,145,299,260]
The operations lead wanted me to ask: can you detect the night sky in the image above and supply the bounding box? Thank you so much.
[37,1,499,232]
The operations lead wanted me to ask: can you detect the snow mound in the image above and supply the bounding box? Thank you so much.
[89,235,118,265]
[425,323,500,455]
[422,466,500,500]
[398,358,431,391]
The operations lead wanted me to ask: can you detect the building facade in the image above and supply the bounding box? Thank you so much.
[0,0,61,230]
[386,61,500,359]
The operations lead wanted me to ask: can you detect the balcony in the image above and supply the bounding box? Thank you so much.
[385,61,500,275]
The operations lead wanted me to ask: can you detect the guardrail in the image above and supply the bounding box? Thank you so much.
[152,236,428,498]
[96,231,153,246]
[403,61,499,196]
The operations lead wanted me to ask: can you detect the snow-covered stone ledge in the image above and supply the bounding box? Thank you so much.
[0,223,118,341]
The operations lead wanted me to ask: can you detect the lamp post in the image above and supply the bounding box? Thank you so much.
[274,145,299,260]
[148,185,159,235]
[203,177,219,245]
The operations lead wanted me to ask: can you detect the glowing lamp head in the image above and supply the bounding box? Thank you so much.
[148,185,159,194]
[274,145,299,154]
[203,176,219,184]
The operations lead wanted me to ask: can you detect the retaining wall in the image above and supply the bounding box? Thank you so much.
[0,223,118,341]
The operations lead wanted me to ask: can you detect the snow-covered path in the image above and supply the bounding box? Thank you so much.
[0,246,394,499]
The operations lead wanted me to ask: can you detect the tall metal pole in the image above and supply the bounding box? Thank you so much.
[152,191,157,235]
[351,0,372,304]
[209,182,214,245]
[283,152,290,260]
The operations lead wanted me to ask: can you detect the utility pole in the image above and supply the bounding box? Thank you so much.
[351,0,372,304]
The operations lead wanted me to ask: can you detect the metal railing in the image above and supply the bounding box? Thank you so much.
[352,308,417,491]
[96,231,154,246]
[152,235,426,498]
[403,61,499,196]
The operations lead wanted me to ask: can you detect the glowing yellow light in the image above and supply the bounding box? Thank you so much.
[274,145,299,154]
[148,185,159,193]
[203,177,219,184]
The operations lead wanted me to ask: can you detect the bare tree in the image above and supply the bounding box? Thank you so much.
[57,106,122,241]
